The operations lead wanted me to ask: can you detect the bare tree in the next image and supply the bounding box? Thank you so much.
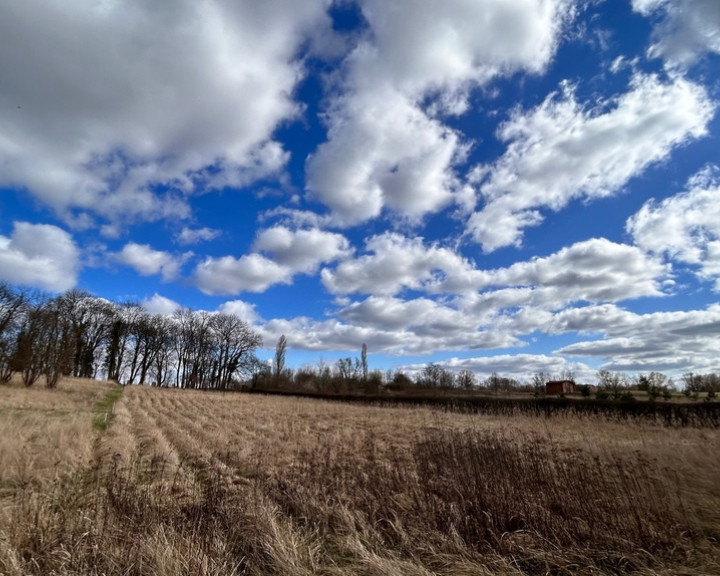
[0,283,26,383]
[335,357,361,381]
[173,308,209,389]
[14,299,49,387]
[41,299,74,388]
[11,296,72,388]
[150,315,176,387]
[104,302,143,383]
[274,335,287,379]
[532,372,550,395]
[457,369,476,390]
[361,343,368,381]
[597,369,627,400]
[486,372,501,394]
[558,369,576,383]
[211,312,262,390]
[420,364,454,388]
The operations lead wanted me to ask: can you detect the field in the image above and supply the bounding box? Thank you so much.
[1,380,720,575]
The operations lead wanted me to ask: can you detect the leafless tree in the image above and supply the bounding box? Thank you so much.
[597,369,627,400]
[274,335,287,379]
[361,343,368,381]
[335,357,361,381]
[457,369,476,390]
[104,302,143,383]
[420,364,454,388]
[14,300,49,386]
[211,312,262,390]
[0,283,26,383]
[532,371,550,395]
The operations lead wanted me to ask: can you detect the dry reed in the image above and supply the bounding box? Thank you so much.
[1,384,719,575]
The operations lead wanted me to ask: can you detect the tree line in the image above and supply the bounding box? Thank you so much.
[0,283,262,389]
[256,348,531,396]
[3,281,718,397]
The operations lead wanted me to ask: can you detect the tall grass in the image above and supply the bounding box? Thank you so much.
[264,428,703,572]
[2,383,719,575]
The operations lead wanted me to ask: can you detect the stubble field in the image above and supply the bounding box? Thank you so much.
[1,379,719,575]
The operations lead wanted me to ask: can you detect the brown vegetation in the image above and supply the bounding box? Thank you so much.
[2,381,720,575]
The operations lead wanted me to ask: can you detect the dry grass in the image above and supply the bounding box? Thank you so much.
[0,377,117,494]
[2,383,720,575]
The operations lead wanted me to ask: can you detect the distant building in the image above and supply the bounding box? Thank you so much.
[546,380,576,395]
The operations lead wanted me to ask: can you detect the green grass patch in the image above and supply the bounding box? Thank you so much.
[93,385,124,431]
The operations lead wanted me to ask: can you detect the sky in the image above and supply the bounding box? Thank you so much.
[1,0,720,383]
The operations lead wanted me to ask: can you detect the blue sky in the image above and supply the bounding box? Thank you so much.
[1,0,719,382]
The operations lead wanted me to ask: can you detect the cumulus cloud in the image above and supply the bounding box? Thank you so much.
[447,239,669,343]
[194,226,352,295]
[116,243,190,281]
[0,222,79,292]
[253,226,352,273]
[553,304,720,373]
[322,232,488,295]
[468,73,714,251]
[323,233,667,308]
[488,238,669,303]
[307,89,461,225]
[195,253,291,295]
[0,0,335,227]
[339,295,473,333]
[217,299,261,324]
[402,354,592,383]
[260,311,517,356]
[309,236,671,359]
[141,293,181,316]
[176,227,221,245]
[260,316,399,353]
[633,0,720,69]
[307,0,573,225]
[273,233,671,354]
[628,165,720,289]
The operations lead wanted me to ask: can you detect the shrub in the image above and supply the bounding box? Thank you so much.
[595,389,610,401]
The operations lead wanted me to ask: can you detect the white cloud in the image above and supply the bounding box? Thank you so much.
[141,293,181,316]
[553,303,720,374]
[259,206,332,230]
[195,253,291,295]
[322,232,488,295]
[116,243,189,281]
[260,316,396,353]
[488,238,669,303]
[193,226,351,295]
[176,227,221,245]
[628,165,720,289]
[0,222,79,292]
[217,299,261,324]
[307,88,462,224]
[468,73,714,251]
[338,295,475,334]
[359,0,571,96]
[0,0,335,227]
[311,236,671,359]
[633,0,720,69]
[307,0,573,225]
[402,354,592,383]
[260,310,518,356]
[253,226,352,273]
[323,233,667,308]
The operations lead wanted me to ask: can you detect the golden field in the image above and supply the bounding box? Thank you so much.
[1,379,719,575]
